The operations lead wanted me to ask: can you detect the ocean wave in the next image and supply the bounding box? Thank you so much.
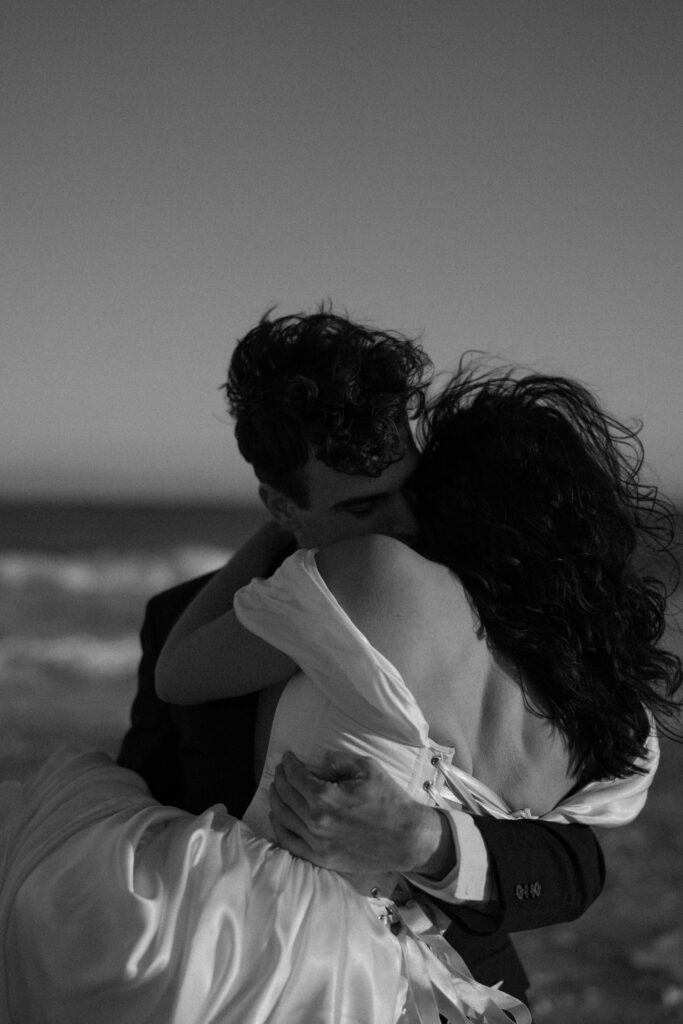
[0,633,140,677]
[0,546,232,596]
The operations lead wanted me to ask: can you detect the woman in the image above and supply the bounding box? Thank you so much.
[1,366,679,1024]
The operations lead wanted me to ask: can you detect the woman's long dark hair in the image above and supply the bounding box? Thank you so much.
[414,360,682,783]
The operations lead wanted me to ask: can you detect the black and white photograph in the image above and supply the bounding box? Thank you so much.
[2,3,682,1021]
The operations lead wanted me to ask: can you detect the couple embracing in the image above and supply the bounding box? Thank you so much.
[1,309,680,1022]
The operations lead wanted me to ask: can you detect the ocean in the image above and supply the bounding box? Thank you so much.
[0,499,267,781]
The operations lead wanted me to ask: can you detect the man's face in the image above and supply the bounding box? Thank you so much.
[276,442,419,549]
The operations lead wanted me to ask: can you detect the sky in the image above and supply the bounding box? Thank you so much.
[3,0,682,504]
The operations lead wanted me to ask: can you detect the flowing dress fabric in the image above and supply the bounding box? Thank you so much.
[0,550,658,1024]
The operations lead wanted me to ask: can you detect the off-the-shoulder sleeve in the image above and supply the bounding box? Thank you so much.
[233,549,427,745]
[433,723,660,828]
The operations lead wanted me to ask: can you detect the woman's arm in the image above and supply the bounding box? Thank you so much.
[156,522,298,704]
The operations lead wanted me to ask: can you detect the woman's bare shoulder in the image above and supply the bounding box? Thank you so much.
[315,534,439,607]
[315,535,466,655]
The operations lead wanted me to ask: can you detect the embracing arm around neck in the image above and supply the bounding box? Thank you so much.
[155,523,298,704]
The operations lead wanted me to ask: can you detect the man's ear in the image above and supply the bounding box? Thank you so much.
[258,483,301,533]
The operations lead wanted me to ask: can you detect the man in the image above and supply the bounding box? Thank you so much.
[118,308,604,1004]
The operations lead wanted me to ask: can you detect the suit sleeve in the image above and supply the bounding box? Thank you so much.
[432,817,605,937]
[116,575,214,805]
[116,593,182,804]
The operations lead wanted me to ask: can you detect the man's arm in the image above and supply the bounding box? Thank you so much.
[117,576,212,803]
[117,572,264,813]
[453,814,605,934]
[119,525,295,807]
[269,751,605,936]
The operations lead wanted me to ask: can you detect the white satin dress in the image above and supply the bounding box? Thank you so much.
[0,550,658,1024]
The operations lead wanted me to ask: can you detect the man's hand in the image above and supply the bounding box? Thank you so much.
[269,750,455,878]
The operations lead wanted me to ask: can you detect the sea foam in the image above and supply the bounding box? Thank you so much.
[0,546,232,596]
[0,634,140,677]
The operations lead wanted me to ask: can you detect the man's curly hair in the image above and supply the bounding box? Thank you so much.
[223,307,431,503]
[414,359,682,784]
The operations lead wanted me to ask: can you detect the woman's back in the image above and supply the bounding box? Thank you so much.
[316,534,574,815]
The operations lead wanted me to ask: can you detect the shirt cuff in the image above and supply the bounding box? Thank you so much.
[405,810,497,906]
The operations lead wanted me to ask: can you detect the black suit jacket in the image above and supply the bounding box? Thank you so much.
[117,574,606,1002]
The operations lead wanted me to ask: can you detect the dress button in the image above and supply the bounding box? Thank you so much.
[430,756,440,766]
[423,780,431,791]
[371,886,381,898]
